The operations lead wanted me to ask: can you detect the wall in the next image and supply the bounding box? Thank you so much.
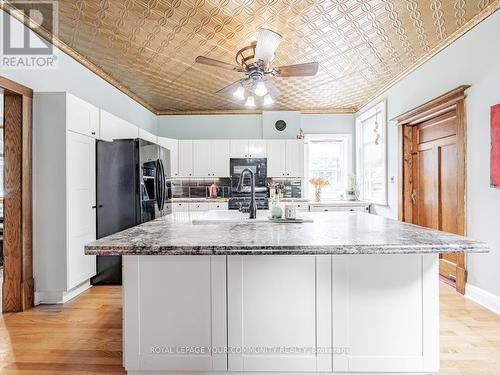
[356,10,500,298]
[157,114,262,139]
[0,10,157,133]
[158,112,355,139]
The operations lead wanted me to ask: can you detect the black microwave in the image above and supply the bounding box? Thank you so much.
[230,158,267,188]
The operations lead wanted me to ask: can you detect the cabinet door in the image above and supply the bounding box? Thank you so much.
[123,256,227,371]
[158,138,179,177]
[99,110,139,141]
[173,202,189,212]
[211,140,230,177]
[248,140,267,158]
[139,128,158,144]
[227,255,331,372]
[285,140,304,177]
[67,131,96,289]
[230,140,249,158]
[189,202,210,211]
[178,140,193,177]
[67,94,99,138]
[266,140,286,177]
[209,202,228,210]
[193,140,212,177]
[332,255,435,372]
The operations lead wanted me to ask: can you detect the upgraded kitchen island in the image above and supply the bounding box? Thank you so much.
[85,211,488,375]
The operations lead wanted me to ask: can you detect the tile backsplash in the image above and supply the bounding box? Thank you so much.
[170,178,231,199]
[267,178,302,198]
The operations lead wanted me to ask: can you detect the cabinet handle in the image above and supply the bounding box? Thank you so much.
[91,131,96,135]
[91,205,96,209]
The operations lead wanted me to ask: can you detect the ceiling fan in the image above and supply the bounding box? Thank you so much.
[195,29,319,107]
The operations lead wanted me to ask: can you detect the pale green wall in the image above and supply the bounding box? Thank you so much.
[157,112,356,139]
[356,10,500,299]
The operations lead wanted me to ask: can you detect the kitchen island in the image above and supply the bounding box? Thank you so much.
[85,211,488,375]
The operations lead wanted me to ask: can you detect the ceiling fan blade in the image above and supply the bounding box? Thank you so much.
[195,56,243,72]
[265,80,281,98]
[254,29,282,63]
[275,62,319,77]
[216,79,247,96]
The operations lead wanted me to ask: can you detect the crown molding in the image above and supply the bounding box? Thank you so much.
[157,108,357,116]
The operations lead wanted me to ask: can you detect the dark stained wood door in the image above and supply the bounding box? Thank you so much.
[396,86,468,294]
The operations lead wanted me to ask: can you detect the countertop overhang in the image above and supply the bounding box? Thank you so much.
[84,211,489,256]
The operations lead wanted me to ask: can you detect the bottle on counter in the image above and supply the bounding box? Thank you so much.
[271,192,283,219]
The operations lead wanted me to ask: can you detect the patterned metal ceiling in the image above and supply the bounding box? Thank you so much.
[5,0,499,114]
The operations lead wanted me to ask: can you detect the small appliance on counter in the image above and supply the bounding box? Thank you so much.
[228,158,269,210]
[209,183,218,198]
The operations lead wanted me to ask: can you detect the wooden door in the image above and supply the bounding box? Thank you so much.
[397,86,468,294]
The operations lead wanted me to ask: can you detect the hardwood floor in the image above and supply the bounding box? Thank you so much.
[0,283,499,374]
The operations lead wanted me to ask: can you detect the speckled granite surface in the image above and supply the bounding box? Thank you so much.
[84,211,489,256]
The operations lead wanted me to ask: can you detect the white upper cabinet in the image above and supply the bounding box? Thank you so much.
[267,139,304,177]
[99,110,139,141]
[178,140,194,177]
[285,140,304,177]
[211,140,230,177]
[266,140,287,177]
[230,140,249,158]
[248,140,267,158]
[193,140,230,177]
[66,93,100,138]
[193,140,212,177]
[139,128,158,144]
[230,140,267,158]
[158,137,179,177]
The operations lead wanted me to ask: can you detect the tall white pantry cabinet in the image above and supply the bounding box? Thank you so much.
[33,92,98,304]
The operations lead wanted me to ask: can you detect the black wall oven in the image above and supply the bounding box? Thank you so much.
[229,158,269,210]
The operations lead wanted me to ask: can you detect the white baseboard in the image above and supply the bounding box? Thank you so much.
[465,283,500,315]
[35,280,92,305]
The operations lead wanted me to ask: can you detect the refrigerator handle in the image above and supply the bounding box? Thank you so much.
[159,159,166,211]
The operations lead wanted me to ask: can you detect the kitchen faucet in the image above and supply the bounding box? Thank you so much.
[236,168,257,219]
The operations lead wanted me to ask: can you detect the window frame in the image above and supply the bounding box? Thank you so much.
[355,100,388,205]
[304,133,353,201]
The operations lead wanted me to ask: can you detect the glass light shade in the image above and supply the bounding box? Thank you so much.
[263,94,274,106]
[245,96,256,107]
[254,81,268,96]
[232,86,245,100]
[254,29,283,63]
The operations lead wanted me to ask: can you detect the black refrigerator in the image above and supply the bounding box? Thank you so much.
[91,138,171,285]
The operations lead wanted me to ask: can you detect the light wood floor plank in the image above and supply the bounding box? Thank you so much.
[1,283,499,374]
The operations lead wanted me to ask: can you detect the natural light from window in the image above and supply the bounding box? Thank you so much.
[305,134,352,200]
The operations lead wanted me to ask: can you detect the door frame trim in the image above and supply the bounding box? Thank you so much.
[394,85,469,294]
[1,75,34,312]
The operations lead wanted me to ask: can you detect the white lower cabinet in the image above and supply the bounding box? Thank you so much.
[227,255,332,372]
[124,256,227,371]
[123,254,438,374]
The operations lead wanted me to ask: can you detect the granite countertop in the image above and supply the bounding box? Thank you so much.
[85,211,489,256]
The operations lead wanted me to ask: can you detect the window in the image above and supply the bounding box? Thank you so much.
[356,101,387,205]
[305,134,353,200]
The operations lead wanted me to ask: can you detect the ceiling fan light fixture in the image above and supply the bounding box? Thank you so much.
[233,85,245,101]
[245,96,256,107]
[254,80,268,97]
[254,28,283,63]
[263,94,274,106]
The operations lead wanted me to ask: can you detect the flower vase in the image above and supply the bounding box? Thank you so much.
[315,186,322,202]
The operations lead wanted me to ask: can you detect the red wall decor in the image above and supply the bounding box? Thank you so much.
[491,104,500,188]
